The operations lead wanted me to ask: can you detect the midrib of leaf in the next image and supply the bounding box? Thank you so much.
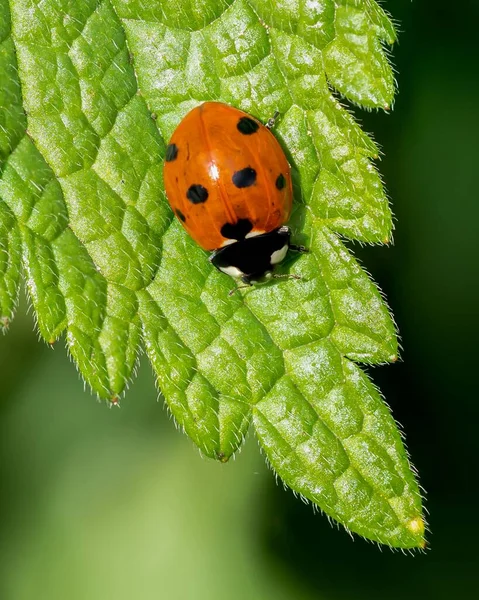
[0,0,425,548]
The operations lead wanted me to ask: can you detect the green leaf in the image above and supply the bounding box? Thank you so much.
[0,0,425,548]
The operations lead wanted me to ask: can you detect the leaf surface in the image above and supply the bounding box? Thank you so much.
[0,0,425,547]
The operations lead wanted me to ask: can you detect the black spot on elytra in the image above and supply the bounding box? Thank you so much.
[237,116,259,135]
[221,219,253,240]
[232,167,256,188]
[176,209,186,222]
[165,144,178,162]
[187,184,209,204]
[276,173,286,190]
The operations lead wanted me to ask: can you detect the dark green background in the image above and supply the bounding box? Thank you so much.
[1,2,477,598]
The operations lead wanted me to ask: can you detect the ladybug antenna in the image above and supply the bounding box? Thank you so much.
[273,273,301,281]
[289,243,309,253]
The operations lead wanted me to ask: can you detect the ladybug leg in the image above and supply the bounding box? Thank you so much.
[265,110,280,130]
[228,282,253,297]
[289,244,309,253]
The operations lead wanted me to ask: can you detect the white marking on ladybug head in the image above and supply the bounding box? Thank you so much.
[270,244,288,265]
[218,265,244,279]
[219,238,236,248]
[245,230,265,238]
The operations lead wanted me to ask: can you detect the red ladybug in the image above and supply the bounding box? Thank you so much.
[163,102,305,285]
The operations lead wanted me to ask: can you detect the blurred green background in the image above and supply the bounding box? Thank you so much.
[1,2,478,598]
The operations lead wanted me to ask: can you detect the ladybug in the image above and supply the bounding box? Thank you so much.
[163,102,305,287]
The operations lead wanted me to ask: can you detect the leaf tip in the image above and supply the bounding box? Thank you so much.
[406,516,427,547]
[109,396,121,408]
[216,452,230,464]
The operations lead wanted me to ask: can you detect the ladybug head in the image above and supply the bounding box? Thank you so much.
[209,226,291,285]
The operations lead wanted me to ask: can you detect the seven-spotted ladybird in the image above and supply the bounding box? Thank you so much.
[163,102,305,286]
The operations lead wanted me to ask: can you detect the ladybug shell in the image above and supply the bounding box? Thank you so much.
[163,102,293,251]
